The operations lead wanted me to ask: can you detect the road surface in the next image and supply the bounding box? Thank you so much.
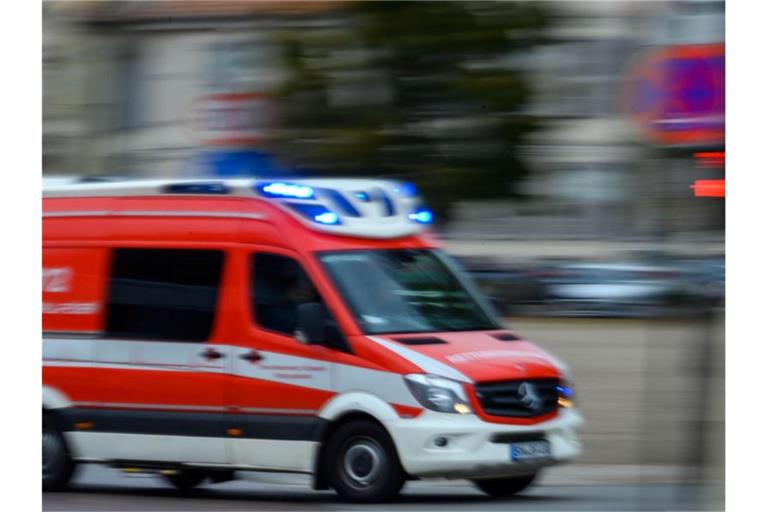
[44,465,715,511]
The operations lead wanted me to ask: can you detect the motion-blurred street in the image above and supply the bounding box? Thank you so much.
[44,465,709,512]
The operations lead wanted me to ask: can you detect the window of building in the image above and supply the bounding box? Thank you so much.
[105,249,224,341]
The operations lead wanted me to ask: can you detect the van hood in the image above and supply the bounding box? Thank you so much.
[369,331,566,383]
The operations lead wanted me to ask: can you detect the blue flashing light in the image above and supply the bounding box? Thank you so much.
[314,212,340,225]
[288,203,342,226]
[257,181,315,199]
[394,182,418,197]
[556,385,573,398]
[353,191,371,202]
[408,208,434,224]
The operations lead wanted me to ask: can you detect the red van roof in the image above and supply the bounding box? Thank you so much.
[43,178,440,251]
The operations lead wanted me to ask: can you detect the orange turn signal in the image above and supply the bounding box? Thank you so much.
[226,427,243,437]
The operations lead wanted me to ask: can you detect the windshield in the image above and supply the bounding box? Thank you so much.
[318,249,500,334]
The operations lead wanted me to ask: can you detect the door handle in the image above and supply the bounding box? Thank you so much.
[239,350,263,363]
[200,348,225,361]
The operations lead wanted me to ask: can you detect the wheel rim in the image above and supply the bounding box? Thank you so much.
[340,437,384,489]
[42,429,59,478]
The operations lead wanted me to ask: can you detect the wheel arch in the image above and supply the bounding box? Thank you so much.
[43,386,72,410]
[312,393,403,491]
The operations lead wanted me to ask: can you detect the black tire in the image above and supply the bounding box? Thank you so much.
[325,420,406,503]
[472,473,537,498]
[164,469,207,491]
[42,415,75,492]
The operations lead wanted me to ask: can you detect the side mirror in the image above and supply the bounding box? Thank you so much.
[296,303,325,345]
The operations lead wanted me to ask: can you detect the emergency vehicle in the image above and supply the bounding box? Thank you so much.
[42,178,582,502]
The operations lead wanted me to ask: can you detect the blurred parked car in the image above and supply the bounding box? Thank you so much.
[532,262,689,318]
[670,256,724,307]
[458,257,547,316]
[630,251,724,307]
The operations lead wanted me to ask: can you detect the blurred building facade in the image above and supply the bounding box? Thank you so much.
[43,1,344,178]
[43,0,724,241]
[451,0,724,240]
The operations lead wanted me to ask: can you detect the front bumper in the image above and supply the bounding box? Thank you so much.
[385,408,583,479]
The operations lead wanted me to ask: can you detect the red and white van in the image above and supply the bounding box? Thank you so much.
[42,178,582,502]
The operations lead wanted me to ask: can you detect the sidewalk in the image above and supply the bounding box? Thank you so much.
[538,464,693,486]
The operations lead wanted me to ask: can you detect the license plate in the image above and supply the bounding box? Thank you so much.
[510,441,550,462]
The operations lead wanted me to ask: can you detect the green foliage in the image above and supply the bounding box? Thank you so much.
[273,1,550,220]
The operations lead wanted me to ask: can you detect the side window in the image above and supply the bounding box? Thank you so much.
[250,253,321,336]
[105,249,224,341]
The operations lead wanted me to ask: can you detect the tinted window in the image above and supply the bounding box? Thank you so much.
[251,254,322,336]
[106,249,224,341]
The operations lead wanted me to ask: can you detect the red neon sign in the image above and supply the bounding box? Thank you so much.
[694,151,725,168]
[691,179,725,198]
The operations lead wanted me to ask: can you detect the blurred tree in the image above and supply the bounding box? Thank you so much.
[272,1,550,219]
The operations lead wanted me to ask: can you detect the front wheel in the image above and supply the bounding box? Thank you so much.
[472,473,537,498]
[325,420,406,502]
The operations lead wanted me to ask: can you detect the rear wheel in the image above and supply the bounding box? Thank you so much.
[472,473,537,498]
[42,415,75,491]
[164,469,207,491]
[325,420,406,502]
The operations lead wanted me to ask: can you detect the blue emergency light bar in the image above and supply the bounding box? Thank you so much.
[256,181,315,199]
[288,203,342,226]
[394,182,418,197]
[408,208,434,224]
[164,182,230,194]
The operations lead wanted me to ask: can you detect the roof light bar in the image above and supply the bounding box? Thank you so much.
[164,182,230,195]
[394,182,418,197]
[381,194,396,217]
[325,189,361,217]
[314,212,341,225]
[256,181,315,199]
[288,203,342,226]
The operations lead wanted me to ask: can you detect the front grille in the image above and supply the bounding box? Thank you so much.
[475,379,560,418]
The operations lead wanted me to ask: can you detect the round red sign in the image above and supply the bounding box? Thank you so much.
[624,44,724,146]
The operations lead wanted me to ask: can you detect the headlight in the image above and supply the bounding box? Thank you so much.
[404,374,473,414]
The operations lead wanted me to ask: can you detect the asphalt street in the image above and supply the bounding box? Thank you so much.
[43,465,714,511]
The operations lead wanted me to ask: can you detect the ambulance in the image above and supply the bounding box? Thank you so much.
[42,178,582,502]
